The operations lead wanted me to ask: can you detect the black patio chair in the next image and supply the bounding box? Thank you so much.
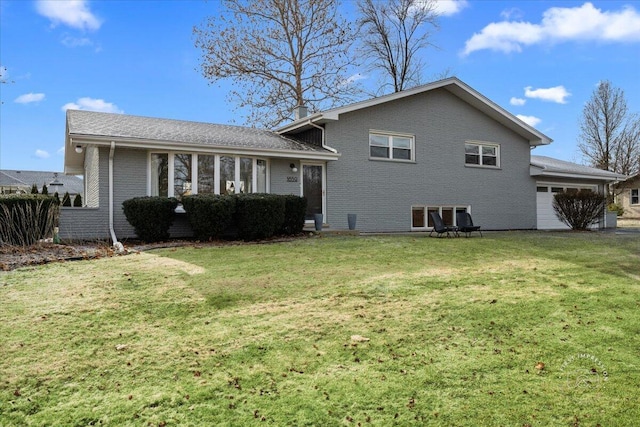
[429,212,457,238]
[456,212,482,237]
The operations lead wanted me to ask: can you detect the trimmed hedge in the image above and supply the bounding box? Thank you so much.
[280,195,307,235]
[182,194,236,240]
[0,194,60,246]
[122,196,179,242]
[234,194,286,241]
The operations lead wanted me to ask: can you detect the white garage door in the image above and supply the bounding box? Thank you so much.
[536,183,598,230]
[536,187,568,230]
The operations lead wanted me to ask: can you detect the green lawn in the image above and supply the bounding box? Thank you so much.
[1,232,639,426]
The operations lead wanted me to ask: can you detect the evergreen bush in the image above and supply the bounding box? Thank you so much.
[61,192,72,207]
[41,184,48,195]
[234,193,285,241]
[182,194,236,240]
[122,197,179,242]
[553,190,606,230]
[280,195,307,235]
[73,194,83,207]
[30,184,39,194]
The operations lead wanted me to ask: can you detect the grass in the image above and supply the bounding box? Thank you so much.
[1,231,639,426]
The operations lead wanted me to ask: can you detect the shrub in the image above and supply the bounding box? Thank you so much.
[73,194,83,207]
[61,192,72,207]
[607,202,624,217]
[553,190,606,230]
[122,197,179,242]
[30,184,39,194]
[41,184,49,195]
[234,194,285,241]
[0,194,60,246]
[182,194,236,240]
[280,195,307,235]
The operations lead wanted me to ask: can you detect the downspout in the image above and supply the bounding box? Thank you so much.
[307,119,337,154]
[109,141,124,253]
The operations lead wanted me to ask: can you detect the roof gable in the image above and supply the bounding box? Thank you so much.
[277,77,552,146]
[65,110,338,174]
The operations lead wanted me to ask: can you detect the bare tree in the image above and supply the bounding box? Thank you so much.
[578,80,640,177]
[194,0,358,128]
[357,0,439,94]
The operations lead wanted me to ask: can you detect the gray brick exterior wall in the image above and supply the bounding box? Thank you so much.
[323,88,537,231]
[269,158,302,196]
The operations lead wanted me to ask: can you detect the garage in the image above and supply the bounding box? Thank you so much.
[530,156,626,230]
[536,183,597,230]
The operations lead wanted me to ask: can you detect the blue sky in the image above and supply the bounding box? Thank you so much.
[1,0,639,172]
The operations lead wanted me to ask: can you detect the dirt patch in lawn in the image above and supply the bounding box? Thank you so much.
[0,235,309,272]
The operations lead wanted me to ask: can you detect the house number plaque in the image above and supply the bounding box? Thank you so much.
[287,176,298,183]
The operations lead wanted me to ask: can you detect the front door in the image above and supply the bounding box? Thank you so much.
[302,163,325,222]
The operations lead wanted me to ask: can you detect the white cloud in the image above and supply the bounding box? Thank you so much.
[500,8,524,21]
[62,97,123,113]
[14,93,46,104]
[35,149,50,159]
[510,97,526,106]
[462,2,640,56]
[35,0,102,31]
[57,146,66,155]
[433,0,468,17]
[524,85,571,104]
[61,35,93,48]
[516,115,542,127]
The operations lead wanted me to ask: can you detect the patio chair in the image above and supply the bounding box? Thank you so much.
[429,212,457,238]
[456,212,482,237]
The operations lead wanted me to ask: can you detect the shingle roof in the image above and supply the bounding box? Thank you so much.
[67,109,328,153]
[0,170,84,194]
[531,155,627,181]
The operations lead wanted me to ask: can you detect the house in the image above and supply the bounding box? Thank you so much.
[60,77,624,242]
[529,156,626,229]
[0,169,83,200]
[615,174,640,219]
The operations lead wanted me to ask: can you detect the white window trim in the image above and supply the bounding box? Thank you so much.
[536,182,598,194]
[369,130,415,162]
[631,188,639,205]
[410,205,471,231]
[147,152,269,197]
[464,140,500,169]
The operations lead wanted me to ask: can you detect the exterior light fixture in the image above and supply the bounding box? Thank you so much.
[290,163,298,173]
[75,145,83,154]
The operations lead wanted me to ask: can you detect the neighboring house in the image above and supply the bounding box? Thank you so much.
[615,174,640,218]
[60,77,624,241]
[0,169,83,200]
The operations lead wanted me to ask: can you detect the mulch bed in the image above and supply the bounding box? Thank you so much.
[0,235,313,272]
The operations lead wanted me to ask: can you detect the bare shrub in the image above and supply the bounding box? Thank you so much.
[552,190,606,230]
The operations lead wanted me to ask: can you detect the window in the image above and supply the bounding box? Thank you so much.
[239,157,253,194]
[197,155,215,194]
[411,205,469,230]
[465,142,499,167]
[632,189,639,205]
[370,131,414,161]
[150,153,168,197]
[174,154,192,200]
[256,159,267,193]
[219,156,236,195]
[150,153,268,198]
